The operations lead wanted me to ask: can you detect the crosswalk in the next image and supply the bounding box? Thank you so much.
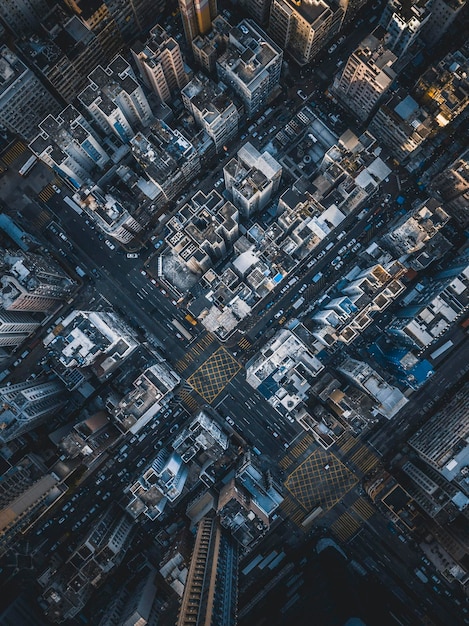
[331,511,362,543]
[348,444,379,475]
[237,337,251,350]
[279,495,306,527]
[174,332,216,373]
[279,454,294,470]
[289,433,314,459]
[2,141,26,165]
[38,184,56,203]
[336,431,357,454]
[32,209,52,229]
[352,497,375,521]
[175,388,200,412]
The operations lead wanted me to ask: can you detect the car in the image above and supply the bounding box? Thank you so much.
[170,423,180,433]
[59,232,67,241]
[154,239,164,249]
[335,261,344,270]
[328,44,337,53]
[337,35,346,44]
[92,268,100,278]
[160,288,167,295]
[274,309,284,319]
[58,517,66,524]
[141,270,147,276]
[151,278,157,285]
[331,256,341,266]
[126,253,138,258]
[52,184,61,194]
[351,243,361,252]
[105,239,116,250]
[225,416,235,426]
[297,89,308,100]
[272,431,279,438]
[384,194,392,202]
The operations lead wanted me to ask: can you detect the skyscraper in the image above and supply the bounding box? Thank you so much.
[331,30,397,121]
[0,309,39,348]
[132,25,189,104]
[179,0,218,44]
[0,0,50,37]
[0,379,67,443]
[216,20,282,118]
[0,249,75,313]
[269,0,342,65]
[0,46,61,142]
[177,516,238,626]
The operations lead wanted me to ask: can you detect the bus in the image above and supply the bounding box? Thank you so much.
[18,155,38,177]
[64,196,83,214]
[172,319,192,341]
[429,340,453,361]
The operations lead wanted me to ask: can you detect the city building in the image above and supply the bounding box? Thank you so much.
[182,74,239,152]
[172,411,229,464]
[224,142,282,218]
[57,411,119,463]
[239,0,272,26]
[337,357,409,419]
[192,14,230,72]
[218,455,283,546]
[0,249,75,313]
[72,185,144,244]
[217,19,282,117]
[0,0,49,36]
[409,383,469,483]
[0,454,67,557]
[368,90,434,163]
[111,363,180,433]
[0,379,67,443]
[30,105,111,189]
[0,45,61,142]
[126,448,189,520]
[165,190,239,274]
[386,252,469,351]
[413,49,469,127]
[113,569,161,626]
[44,310,139,386]
[311,262,407,347]
[0,309,39,348]
[79,55,153,143]
[97,568,165,626]
[331,31,397,121]
[269,0,342,66]
[379,0,430,57]
[430,148,469,227]
[131,121,201,205]
[381,198,451,270]
[132,25,189,104]
[20,8,122,103]
[41,506,134,623]
[422,0,467,43]
[177,515,238,626]
[246,329,324,416]
[179,0,218,44]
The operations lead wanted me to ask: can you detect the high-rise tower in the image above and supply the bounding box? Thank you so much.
[179,0,217,44]
[177,516,238,626]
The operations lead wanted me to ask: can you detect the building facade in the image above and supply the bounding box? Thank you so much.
[177,516,238,626]
[132,25,189,104]
[0,46,61,142]
[331,31,397,121]
[0,379,67,443]
[217,19,282,118]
